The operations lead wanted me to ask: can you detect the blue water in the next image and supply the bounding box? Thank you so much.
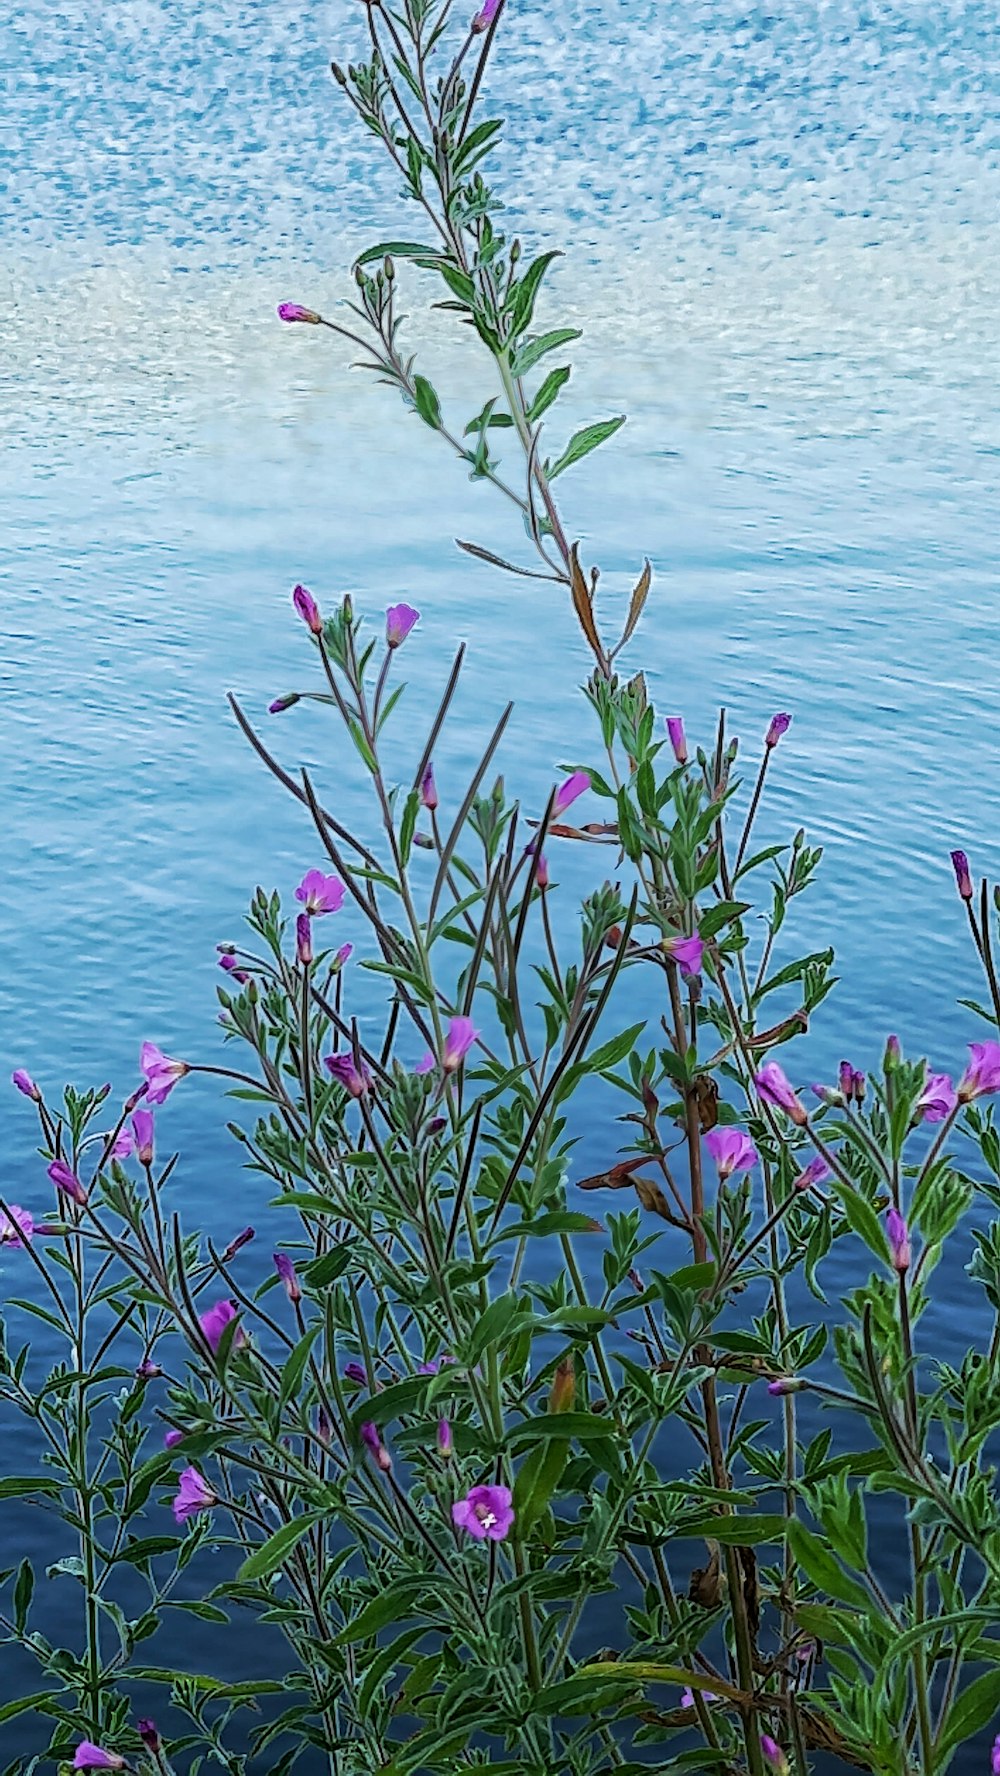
[3,0,1000,1761]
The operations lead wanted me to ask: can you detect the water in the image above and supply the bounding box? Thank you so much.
[3,0,1000,1761]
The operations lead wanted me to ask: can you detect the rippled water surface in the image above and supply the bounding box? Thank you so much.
[3,0,1000,1760]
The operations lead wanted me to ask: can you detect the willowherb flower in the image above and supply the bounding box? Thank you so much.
[296,912,313,966]
[0,1204,34,1247]
[111,1127,133,1159]
[199,1297,240,1354]
[535,851,550,890]
[918,1071,957,1124]
[72,1745,125,1772]
[838,1060,854,1100]
[414,1050,436,1076]
[437,1417,453,1457]
[681,1687,718,1707]
[135,1357,161,1381]
[295,869,345,915]
[793,1155,831,1191]
[273,1251,301,1304]
[665,933,704,976]
[386,603,419,648]
[852,1069,866,1103]
[418,1355,455,1374]
[767,1377,804,1396]
[137,1721,162,1754]
[765,713,791,749]
[755,1061,807,1126]
[360,1421,392,1472]
[325,1051,372,1098]
[332,941,353,971]
[991,1733,1000,1776]
[49,1159,87,1206]
[172,1465,216,1523]
[268,692,300,714]
[811,1081,845,1108]
[553,771,590,815]
[444,1016,478,1072]
[343,1361,367,1386]
[164,1428,184,1449]
[452,1483,514,1541]
[221,1226,255,1264]
[12,1068,40,1101]
[885,1033,901,1066]
[760,1735,788,1776]
[140,1041,189,1105]
[704,1126,758,1180]
[950,848,973,901]
[958,1041,1000,1102]
[277,302,321,325]
[420,762,438,810]
[292,583,323,635]
[666,716,687,764]
[132,1108,155,1166]
[471,0,503,31]
[886,1207,911,1273]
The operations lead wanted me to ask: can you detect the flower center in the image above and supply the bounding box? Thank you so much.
[474,1505,498,1528]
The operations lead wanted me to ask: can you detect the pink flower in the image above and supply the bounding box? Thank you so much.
[12,1069,40,1101]
[0,1204,34,1247]
[111,1128,133,1158]
[443,1016,478,1072]
[325,1052,372,1098]
[277,303,321,325]
[681,1687,717,1707]
[886,1207,910,1273]
[273,1251,301,1304]
[452,1483,514,1541]
[48,1158,87,1206]
[333,942,353,971]
[959,1041,1000,1101]
[292,583,323,635]
[295,869,345,915]
[666,933,704,976]
[140,1042,189,1106]
[164,1428,184,1449]
[199,1298,240,1354]
[343,1361,367,1385]
[793,1156,831,1191]
[760,1735,788,1776]
[172,1465,216,1523]
[420,763,438,810]
[386,603,419,649]
[852,1069,866,1104]
[755,1061,807,1125]
[918,1071,956,1124]
[553,771,590,815]
[471,0,503,30]
[360,1421,392,1472]
[765,713,791,749]
[221,1226,255,1263]
[704,1126,758,1180]
[950,849,973,901]
[666,717,687,765]
[73,1745,125,1772]
[414,1051,435,1075]
[437,1418,453,1457]
[296,912,313,965]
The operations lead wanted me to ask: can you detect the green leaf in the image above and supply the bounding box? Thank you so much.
[237,1514,322,1584]
[527,365,570,422]
[507,250,562,338]
[548,416,626,480]
[510,328,582,377]
[356,1625,429,1719]
[787,1519,872,1611]
[587,1022,647,1074]
[491,1211,602,1244]
[279,1323,322,1408]
[399,788,420,871]
[513,1436,568,1537]
[827,1176,890,1266]
[453,117,503,174]
[507,1412,617,1450]
[940,1669,1000,1756]
[0,1692,58,1724]
[354,241,438,267]
[411,374,442,430]
[336,1576,429,1644]
[0,1477,62,1500]
[698,900,750,939]
[465,1292,529,1365]
[13,1560,33,1634]
[673,1514,789,1545]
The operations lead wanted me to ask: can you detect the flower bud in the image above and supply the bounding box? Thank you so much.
[765,713,791,749]
[221,1226,255,1263]
[292,583,323,636]
[886,1207,911,1273]
[549,1355,576,1414]
[760,1735,788,1776]
[11,1069,40,1101]
[268,693,300,714]
[951,849,973,900]
[277,303,322,325]
[437,1417,453,1457]
[273,1251,302,1304]
[296,912,313,966]
[666,716,687,765]
[137,1720,161,1754]
[767,1377,804,1396]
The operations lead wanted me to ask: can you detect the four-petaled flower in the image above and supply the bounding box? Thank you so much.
[172,1465,216,1523]
[666,717,687,764]
[958,1041,1000,1102]
[140,1042,189,1105]
[73,1745,125,1772]
[295,869,345,915]
[199,1297,240,1355]
[49,1158,87,1206]
[325,1052,372,1098]
[553,771,590,815]
[0,1204,34,1247]
[666,933,704,976]
[918,1071,956,1124]
[292,583,323,635]
[765,713,791,749]
[755,1061,807,1126]
[452,1482,514,1541]
[704,1126,758,1180]
[386,603,419,649]
[277,303,321,325]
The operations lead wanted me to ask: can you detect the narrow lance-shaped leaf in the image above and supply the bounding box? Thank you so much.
[548,416,626,480]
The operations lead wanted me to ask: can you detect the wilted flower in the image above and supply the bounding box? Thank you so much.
[132,1108,155,1166]
[549,1355,576,1414]
[755,1061,807,1126]
[11,1069,40,1101]
[765,713,791,749]
[277,302,321,324]
[360,1421,392,1472]
[958,1041,1000,1102]
[918,1071,957,1124]
[553,771,590,815]
[704,1126,758,1180]
[793,1155,831,1191]
[950,849,973,901]
[886,1207,911,1273]
[317,1406,332,1444]
[666,716,687,764]
[666,933,704,976]
[0,1204,34,1247]
[452,1483,514,1541]
[137,1721,161,1754]
[420,762,438,810]
[292,583,323,635]
[471,0,503,30]
[296,912,313,966]
[386,603,419,648]
[172,1466,216,1523]
[140,1042,189,1106]
[273,1251,301,1304]
[199,1298,240,1354]
[295,869,345,915]
[48,1159,87,1206]
[437,1417,453,1457]
[72,1745,125,1772]
[760,1735,788,1776]
[325,1052,372,1098]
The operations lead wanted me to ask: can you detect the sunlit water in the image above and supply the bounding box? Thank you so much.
[3,0,1000,1762]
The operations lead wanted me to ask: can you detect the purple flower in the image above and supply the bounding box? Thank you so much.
[811,1081,845,1108]
[437,1417,453,1457]
[199,1298,240,1355]
[292,582,323,635]
[325,1051,372,1098]
[535,852,550,890]
[268,692,300,714]
[553,771,590,815]
[681,1687,717,1707]
[793,1155,831,1191]
[333,941,353,971]
[386,603,419,649]
[277,303,321,325]
[666,933,704,976]
[111,1128,133,1158]
[137,1721,161,1754]
[296,912,313,966]
[838,1060,854,1100]
[760,1736,788,1776]
[755,1062,807,1126]
[418,1354,455,1374]
[360,1421,392,1472]
[452,1482,514,1541]
[767,1377,804,1396]
[73,1745,125,1772]
[886,1207,911,1274]
[991,1734,1000,1776]
[852,1069,866,1104]
[765,713,791,750]
[0,1204,34,1247]
[443,1016,478,1072]
[950,849,973,901]
[221,1226,255,1263]
[317,1406,332,1443]
[959,1041,1000,1102]
[130,1109,154,1167]
[140,1041,189,1106]
[164,1428,184,1449]
[704,1126,758,1181]
[172,1465,216,1523]
[135,1358,161,1381]
[471,0,503,30]
[420,762,438,811]
[274,1251,302,1304]
[12,1068,40,1101]
[343,1361,367,1386]
[885,1034,901,1065]
[666,717,687,765]
[918,1071,956,1124]
[49,1158,87,1206]
[295,869,345,915]
[414,1050,436,1076]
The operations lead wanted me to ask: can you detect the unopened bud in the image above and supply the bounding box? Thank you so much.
[950,849,973,901]
[549,1355,576,1414]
